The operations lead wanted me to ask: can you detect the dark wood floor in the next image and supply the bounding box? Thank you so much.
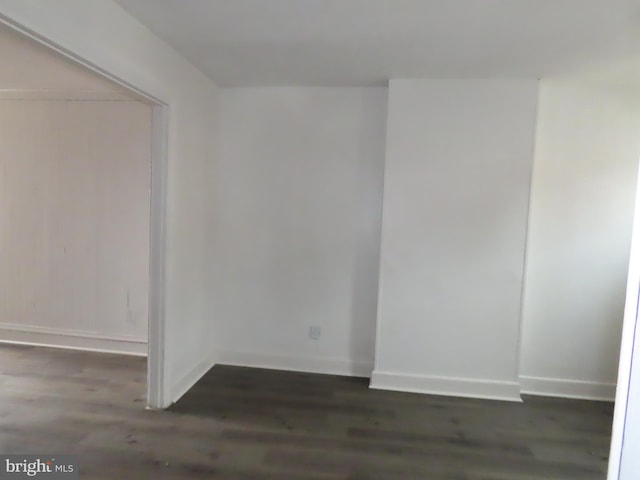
[0,345,613,479]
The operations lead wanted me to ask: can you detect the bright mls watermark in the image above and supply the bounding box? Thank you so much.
[0,456,77,479]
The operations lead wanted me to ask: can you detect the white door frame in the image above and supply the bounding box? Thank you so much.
[0,16,169,409]
[608,164,640,479]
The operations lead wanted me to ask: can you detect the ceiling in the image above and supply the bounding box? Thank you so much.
[114,0,640,87]
[0,24,134,97]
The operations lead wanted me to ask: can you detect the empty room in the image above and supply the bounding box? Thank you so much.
[1,1,640,479]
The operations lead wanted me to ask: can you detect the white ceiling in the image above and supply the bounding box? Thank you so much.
[0,24,134,97]
[114,0,640,87]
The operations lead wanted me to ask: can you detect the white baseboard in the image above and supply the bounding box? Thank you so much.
[217,349,374,378]
[0,325,147,356]
[170,353,216,404]
[370,370,522,402]
[519,375,616,402]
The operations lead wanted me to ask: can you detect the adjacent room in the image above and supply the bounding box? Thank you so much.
[0,25,152,356]
[1,1,640,479]
[0,20,155,441]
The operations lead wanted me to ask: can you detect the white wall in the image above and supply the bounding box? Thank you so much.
[520,81,640,400]
[0,0,220,406]
[372,79,539,401]
[213,87,387,376]
[0,99,150,355]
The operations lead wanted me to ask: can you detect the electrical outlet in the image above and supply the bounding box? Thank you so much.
[309,325,321,340]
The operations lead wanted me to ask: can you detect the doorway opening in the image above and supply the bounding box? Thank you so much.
[0,21,167,408]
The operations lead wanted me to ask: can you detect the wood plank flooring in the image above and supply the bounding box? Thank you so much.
[0,345,613,479]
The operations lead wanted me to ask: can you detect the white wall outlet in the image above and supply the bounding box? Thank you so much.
[309,325,321,340]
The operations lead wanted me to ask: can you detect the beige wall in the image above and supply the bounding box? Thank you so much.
[0,99,151,354]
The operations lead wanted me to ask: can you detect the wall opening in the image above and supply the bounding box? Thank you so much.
[0,20,168,408]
